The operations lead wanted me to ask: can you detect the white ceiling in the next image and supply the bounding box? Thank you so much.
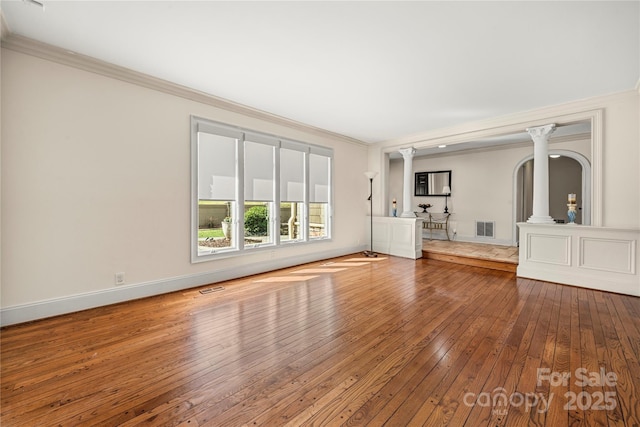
[2,1,639,144]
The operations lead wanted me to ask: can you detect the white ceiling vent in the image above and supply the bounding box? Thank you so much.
[476,221,495,238]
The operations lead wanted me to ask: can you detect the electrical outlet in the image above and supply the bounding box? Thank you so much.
[115,272,125,285]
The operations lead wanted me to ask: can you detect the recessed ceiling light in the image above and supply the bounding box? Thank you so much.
[438,145,447,148]
[550,154,561,158]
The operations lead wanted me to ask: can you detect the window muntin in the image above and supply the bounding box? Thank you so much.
[191,116,333,262]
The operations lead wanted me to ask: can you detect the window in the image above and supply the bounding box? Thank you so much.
[191,117,333,262]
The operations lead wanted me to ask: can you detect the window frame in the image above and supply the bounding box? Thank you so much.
[191,116,333,263]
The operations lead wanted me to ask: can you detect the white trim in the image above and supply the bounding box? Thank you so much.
[579,237,636,275]
[516,264,640,297]
[0,11,9,40]
[590,109,603,226]
[525,233,571,266]
[0,245,366,327]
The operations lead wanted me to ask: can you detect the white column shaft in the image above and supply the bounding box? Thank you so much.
[398,147,416,218]
[527,124,556,224]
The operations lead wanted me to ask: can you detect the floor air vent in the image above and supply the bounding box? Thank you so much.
[199,286,225,294]
[475,221,495,238]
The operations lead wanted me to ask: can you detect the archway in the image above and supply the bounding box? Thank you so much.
[512,150,591,245]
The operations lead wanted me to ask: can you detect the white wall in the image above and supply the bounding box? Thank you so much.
[600,91,640,226]
[389,138,591,244]
[1,48,368,321]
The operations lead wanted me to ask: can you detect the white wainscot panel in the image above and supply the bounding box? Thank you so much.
[369,217,423,259]
[580,238,636,274]
[517,223,640,297]
[391,223,413,242]
[527,234,571,266]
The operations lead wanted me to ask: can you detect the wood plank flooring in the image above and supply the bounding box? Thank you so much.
[1,255,639,426]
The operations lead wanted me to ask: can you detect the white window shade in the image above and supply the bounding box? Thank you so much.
[245,140,274,201]
[280,148,305,202]
[309,153,330,203]
[198,132,236,200]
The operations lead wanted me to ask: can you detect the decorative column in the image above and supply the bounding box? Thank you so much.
[526,124,556,224]
[398,147,416,218]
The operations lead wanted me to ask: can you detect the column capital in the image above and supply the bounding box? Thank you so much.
[526,124,556,142]
[398,147,416,160]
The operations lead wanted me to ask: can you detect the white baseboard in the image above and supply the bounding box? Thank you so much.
[426,234,514,247]
[1,245,366,327]
[517,265,640,297]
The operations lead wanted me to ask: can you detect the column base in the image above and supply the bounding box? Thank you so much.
[527,215,556,224]
[400,211,417,218]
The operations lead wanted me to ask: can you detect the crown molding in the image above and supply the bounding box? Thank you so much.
[1,33,368,148]
[0,11,9,41]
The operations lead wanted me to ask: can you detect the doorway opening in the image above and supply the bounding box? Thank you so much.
[513,150,591,245]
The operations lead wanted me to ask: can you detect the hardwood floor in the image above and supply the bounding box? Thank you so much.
[2,255,639,426]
